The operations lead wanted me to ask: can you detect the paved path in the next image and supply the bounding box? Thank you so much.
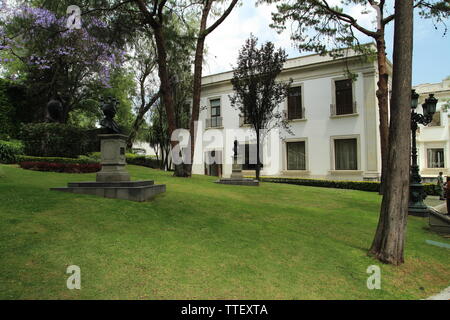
[426,286,450,300]
[425,199,449,300]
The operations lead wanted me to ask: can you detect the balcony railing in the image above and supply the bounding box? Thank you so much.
[283,107,306,120]
[330,101,357,116]
[205,117,223,128]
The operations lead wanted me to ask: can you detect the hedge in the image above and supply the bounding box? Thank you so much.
[19,162,101,173]
[247,176,440,196]
[19,123,101,158]
[16,155,99,164]
[125,153,161,169]
[0,140,24,164]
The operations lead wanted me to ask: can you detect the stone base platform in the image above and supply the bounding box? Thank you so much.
[429,205,450,234]
[51,180,166,202]
[215,178,259,186]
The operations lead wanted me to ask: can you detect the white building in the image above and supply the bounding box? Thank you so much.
[414,79,450,182]
[191,46,390,181]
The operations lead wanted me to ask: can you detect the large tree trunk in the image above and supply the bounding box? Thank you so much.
[375,35,390,195]
[369,0,413,266]
[256,127,261,181]
[152,25,182,176]
[188,1,213,177]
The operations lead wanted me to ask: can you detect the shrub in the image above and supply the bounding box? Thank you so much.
[16,155,99,164]
[125,153,160,169]
[19,162,101,173]
[0,140,24,164]
[19,123,101,158]
[248,176,440,196]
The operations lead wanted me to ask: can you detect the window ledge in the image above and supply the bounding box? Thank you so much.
[330,113,359,119]
[282,170,310,175]
[329,170,363,175]
[424,126,444,129]
[205,126,224,130]
[288,118,307,122]
[239,124,252,128]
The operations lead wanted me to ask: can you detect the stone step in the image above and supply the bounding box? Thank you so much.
[51,182,165,202]
[68,180,154,188]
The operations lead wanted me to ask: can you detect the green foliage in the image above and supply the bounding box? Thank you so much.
[0,140,24,164]
[125,153,160,169]
[19,123,100,158]
[251,176,440,196]
[16,155,99,164]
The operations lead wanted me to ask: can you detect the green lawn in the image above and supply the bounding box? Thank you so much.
[0,164,449,299]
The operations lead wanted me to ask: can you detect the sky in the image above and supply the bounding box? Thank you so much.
[203,0,450,86]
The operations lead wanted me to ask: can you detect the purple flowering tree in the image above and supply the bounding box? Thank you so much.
[0,3,125,122]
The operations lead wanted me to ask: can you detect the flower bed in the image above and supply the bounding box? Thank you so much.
[19,161,101,173]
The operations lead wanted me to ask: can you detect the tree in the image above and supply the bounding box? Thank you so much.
[369,0,413,265]
[0,2,127,123]
[229,35,291,181]
[133,0,239,177]
[263,0,449,192]
[188,0,239,176]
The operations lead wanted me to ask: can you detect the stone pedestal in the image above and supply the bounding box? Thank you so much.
[96,134,130,182]
[216,156,259,186]
[51,134,166,202]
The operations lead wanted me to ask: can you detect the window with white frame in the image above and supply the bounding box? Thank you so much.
[334,79,354,115]
[287,86,303,119]
[334,138,358,170]
[427,148,444,168]
[286,141,306,170]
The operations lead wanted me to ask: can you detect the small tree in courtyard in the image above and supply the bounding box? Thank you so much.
[230,35,291,181]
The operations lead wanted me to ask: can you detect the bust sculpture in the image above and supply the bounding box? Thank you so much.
[233,140,238,159]
[46,97,63,122]
[99,96,121,134]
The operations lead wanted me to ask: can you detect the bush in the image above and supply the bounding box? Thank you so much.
[249,176,440,196]
[19,123,101,158]
[0,140,24,164]
[16,155,99,164]
[19,162,101,173]
[125,153,160,169]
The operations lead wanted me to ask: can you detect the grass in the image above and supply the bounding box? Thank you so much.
[0,164,449,300]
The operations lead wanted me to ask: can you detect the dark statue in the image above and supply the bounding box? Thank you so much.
[100,96,121,134]
[46,97,63,122]
[233,140,238,159]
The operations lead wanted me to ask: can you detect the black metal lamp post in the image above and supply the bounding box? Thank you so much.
[409,90,438,217]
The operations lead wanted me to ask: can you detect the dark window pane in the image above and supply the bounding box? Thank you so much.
[288,87,302,119]
[335,79,353,115]
[335,139,357,170]
[243,143,263,170]
[287,141,306,170]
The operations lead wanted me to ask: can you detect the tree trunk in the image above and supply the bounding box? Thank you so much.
[256,127,261,181]
[369,0,413,266]
[152,25,182,176]
[375,35,390,195]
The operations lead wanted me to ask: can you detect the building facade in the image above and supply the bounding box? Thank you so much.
[414,79,450,182]
[191,48,387,181]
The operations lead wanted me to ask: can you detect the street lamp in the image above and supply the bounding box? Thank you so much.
[409,90,438,217]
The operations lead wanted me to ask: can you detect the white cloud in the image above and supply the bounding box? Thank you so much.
[203,2,297,76]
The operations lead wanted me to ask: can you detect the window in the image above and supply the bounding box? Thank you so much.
[427,148,444,168]
[334,138,357,170]
[209,99,221,127]
[335,79,353,115]
[287,141,306,170]
[288,86,303,119]
[429,111,441,126]
[243,143,263,170]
